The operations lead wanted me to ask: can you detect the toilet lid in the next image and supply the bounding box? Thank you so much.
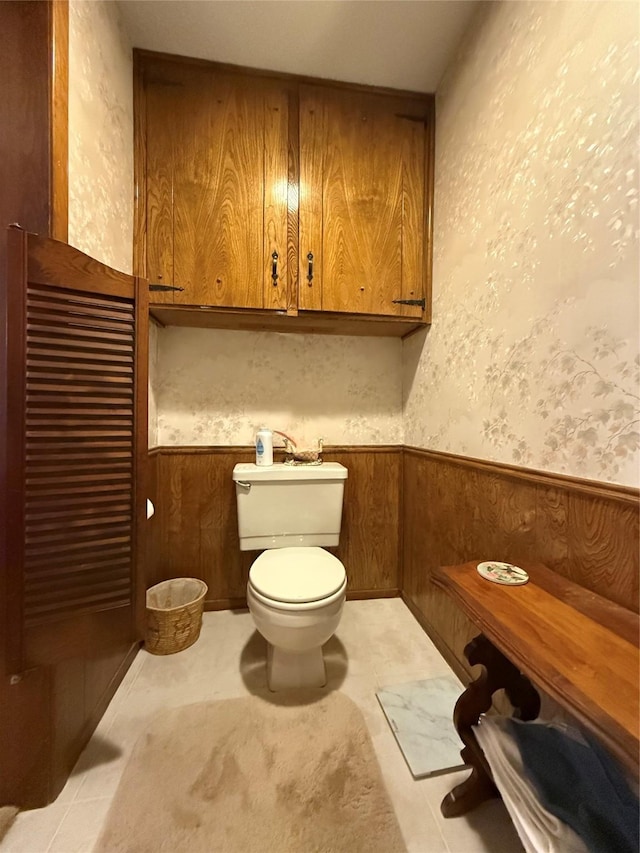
[249,547,346,604]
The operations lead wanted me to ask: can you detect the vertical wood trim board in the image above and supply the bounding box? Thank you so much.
[50,0,69,242]
[146,446,402,606]
[402,446,639,681]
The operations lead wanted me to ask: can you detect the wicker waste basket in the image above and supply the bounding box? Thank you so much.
[145,578,208,655]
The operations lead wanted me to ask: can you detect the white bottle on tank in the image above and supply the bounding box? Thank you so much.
[255,428,273,466]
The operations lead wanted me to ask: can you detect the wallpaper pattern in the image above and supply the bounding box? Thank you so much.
[68,0,133,274]
[149,320,159,448]
[403,1,640,486]
[154,328,403,448]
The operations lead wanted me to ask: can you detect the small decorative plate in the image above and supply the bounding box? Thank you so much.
[476,561,529,586]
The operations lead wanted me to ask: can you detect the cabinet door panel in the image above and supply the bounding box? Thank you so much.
[323,90,403,315]
[300,87,428,318]
[263,85,289,311]
[399,109,426,318]
[299,87,324,311]
[173,68,264,307]
[145,80,175,303]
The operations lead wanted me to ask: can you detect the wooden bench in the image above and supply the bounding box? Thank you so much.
[432,560,639,817]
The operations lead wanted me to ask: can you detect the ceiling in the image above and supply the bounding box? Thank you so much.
[117,1,479,93]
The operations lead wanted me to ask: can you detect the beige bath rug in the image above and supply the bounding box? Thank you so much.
[95,690,406,853]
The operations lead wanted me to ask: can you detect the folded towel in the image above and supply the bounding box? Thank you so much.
[473,716,588,853]
[507,718,639,853]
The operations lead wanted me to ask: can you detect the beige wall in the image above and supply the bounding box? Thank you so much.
[68,0,133,274]
[404,1,640,487]
[149,320,160,447]
[153,327,403,448]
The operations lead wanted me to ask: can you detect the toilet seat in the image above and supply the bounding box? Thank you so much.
[249,546,346,605]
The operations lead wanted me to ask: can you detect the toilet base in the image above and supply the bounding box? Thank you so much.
[267,643,327,691]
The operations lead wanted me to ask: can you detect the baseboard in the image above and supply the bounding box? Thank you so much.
[347,588,399,600]
[205,597,247,611]
[400,592,470,686]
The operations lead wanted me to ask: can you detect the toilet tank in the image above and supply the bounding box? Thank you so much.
[232,463,348,551]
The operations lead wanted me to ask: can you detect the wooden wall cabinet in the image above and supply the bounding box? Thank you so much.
[135,52,434,335]
[299,86,429,320]
[143,59,290,312]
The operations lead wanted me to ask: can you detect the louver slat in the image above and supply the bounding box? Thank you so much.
[22,284,135,629]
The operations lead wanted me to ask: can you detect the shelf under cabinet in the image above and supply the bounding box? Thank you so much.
[149,305,429,338]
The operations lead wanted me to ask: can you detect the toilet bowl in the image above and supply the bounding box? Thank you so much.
[232,461,349,691]
[247,546,346,690]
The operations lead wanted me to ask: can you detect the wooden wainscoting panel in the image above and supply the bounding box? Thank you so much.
[150,448,254,606]
[565,493,639,610]
[533,486,569,572]
[402,447,640,680]
[148,446,402,606]
[326,448,401,593]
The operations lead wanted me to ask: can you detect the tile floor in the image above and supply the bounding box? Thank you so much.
[1,598,524,853]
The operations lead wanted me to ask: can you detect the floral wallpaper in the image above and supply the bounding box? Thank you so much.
[404,1,640,487]
[149,319,160,448]
[68,0,133,274]
[154,328,403,447]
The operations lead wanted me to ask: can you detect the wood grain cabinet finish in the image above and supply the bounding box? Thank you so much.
[143,59,289,311]
[136,52,434,328]
[299,86,429,319]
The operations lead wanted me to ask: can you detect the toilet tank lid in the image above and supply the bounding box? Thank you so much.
[232,462,347,482]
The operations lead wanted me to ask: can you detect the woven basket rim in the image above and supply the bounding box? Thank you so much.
[146,578,208,613]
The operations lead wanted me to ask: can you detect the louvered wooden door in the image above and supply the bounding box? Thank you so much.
[3,229,148,672]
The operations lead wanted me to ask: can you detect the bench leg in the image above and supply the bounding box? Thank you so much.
[441,633,541,818]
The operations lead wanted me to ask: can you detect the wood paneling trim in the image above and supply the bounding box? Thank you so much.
[347,589,399,601]
[134,48,437,101]
[404,446,638,505]
[205,598,247,612]
[50,0,68,242]
[152,444,402,456]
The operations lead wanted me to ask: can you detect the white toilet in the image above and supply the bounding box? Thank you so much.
[232,462,348,691]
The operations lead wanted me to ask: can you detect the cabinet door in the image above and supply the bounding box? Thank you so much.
[145,70,175,303]
[144,62,289,310]
[299,86,428,318]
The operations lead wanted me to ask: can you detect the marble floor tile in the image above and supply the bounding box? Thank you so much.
[377,676,467,778]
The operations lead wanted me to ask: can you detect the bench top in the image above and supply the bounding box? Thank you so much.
[433,561,639,776]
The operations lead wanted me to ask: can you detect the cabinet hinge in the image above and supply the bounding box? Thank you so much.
[392,298,425,309]
[149,284,184,292]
